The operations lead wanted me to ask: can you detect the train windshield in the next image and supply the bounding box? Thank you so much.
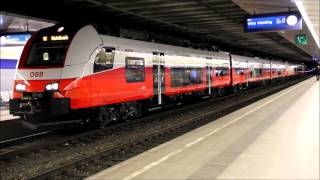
[25,42,68,67]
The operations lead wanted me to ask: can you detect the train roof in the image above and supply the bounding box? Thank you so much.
[94,25,298,65]
[99,32,229,60]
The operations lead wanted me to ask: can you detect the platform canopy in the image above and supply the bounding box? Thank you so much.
[0,0,319,62]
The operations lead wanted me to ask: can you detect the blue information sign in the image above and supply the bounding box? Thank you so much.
[5,34,31,42]
[0,32,31,46]
[244,12,302,33]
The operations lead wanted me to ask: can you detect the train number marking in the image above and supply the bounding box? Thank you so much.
[30,72,44,77]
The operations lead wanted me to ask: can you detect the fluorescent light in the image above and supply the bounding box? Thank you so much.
[57,26,64,32]
[295,0,320,48]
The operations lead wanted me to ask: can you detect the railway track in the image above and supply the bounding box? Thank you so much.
[0,79,258,160]
[0,77,309,180]
[0,131,52,148]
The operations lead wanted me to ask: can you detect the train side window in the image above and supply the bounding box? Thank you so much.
[223,68,229,76]
[171,68,183,87]
[171,68,202,87]
[255,68,262,77]
[189,68,202,84]
[126,57,145,83]
[215,67,228,77]
[236,68,244,75]
[94,47,115,73]
[215,70,220,77]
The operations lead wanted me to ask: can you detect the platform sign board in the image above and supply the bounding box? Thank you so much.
[0,33,31,46]
[295,34,308,45]
[0,33,32,93]
[244,12,302,33]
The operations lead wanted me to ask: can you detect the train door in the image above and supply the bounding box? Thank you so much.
[270,60,272,80]
[245,60,249,87]
[153,52,165,105]
[229,54,233,87]
[206,65,212,95]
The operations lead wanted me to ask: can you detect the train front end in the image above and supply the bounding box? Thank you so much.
[9,23,102,128]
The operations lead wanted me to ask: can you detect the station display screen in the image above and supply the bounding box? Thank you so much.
[244,12,302,33]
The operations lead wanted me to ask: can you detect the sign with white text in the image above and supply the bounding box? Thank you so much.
[244,12,302,33]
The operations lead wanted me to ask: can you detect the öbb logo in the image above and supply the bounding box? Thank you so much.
[30,72,44,77]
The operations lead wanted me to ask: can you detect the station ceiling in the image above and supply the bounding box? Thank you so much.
[0,0,318,62]
[0,14,54,32]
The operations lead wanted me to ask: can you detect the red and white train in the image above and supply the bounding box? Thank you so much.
[9,24,304,127]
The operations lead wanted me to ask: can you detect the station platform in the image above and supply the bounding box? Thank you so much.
[87,77,319,180]
[0,109,18,122]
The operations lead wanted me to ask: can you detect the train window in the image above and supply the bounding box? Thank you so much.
[94,47,115,73]
[25,42,68,66]
[215,67,229,77]
[215,70,221,77]
[171,68,184,87]
[235,68,244,75]
[126,57,145,83]
[171,68,202,87]
[255,68,262,77]
[190,69,202,84]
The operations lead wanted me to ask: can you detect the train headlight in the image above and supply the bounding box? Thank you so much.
[15,83,26,92]
[45,82,59,91]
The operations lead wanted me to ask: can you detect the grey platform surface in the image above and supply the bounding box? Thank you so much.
[88,78,319,180]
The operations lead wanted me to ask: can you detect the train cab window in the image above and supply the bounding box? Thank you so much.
[94,47,115,73]
[25,42,68,66]
[126,57,145,83]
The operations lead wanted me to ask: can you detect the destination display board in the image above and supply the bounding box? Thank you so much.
[244,12,302,33]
